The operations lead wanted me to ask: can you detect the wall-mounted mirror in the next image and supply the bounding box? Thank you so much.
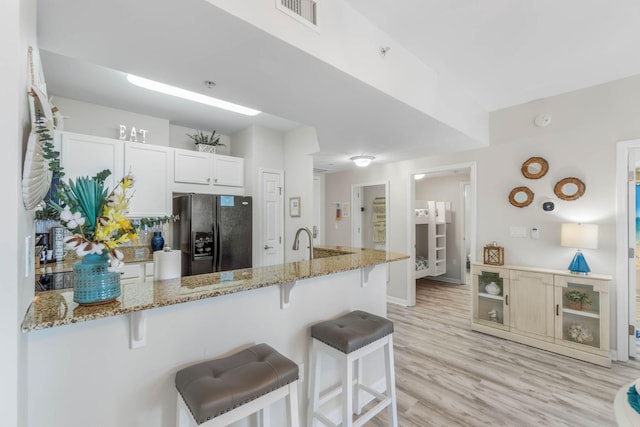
[521,157,548,179]
[508,186,534,208]
[554,177,585,201]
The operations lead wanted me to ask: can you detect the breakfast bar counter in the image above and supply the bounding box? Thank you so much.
[22,247,408,332]
[24,246,407,427]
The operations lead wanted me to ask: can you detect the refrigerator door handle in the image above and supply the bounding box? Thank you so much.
[215,219,222,271]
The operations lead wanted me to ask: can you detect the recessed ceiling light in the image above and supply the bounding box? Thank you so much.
[350,155,375,167]
[127,74,261,116]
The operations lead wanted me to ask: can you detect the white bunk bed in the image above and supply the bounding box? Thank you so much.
[414,200,451,278]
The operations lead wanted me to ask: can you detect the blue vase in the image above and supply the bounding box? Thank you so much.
[73,252,121,305]
[151,231,165,252]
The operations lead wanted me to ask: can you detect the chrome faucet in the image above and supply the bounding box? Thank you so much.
[292,227,314,260]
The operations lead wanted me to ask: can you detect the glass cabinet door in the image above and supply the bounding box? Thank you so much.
[554,276,609,353]
[473,266,509,330]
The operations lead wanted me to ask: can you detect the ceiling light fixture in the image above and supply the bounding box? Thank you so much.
[350,155,375,167]
[414,174,425,180]
[127,74,261,116]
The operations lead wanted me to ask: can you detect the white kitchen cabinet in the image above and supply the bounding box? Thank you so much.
[471,263,611,367]
[59,132,124,192]
[124,143,172,217]
[173,149,211,185]
[172,148,244,195]
[213,154,244,187]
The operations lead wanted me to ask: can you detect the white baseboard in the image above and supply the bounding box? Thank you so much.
[386,295,409,306]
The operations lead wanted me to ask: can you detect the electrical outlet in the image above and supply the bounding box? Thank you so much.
[298,362,304,382]
[510,226,527,238]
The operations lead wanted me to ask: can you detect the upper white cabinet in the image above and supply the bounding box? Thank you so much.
[173,150,211,185]
[172,148,244,195]
[59,132,172,217]
[213,154,244,187]
[124,143,172,217]
[59,132,124,192]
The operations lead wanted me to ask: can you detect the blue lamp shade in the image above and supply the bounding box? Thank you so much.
[561,223,598,275]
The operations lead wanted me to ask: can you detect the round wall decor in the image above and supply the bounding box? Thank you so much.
[509,186,534,208]
[521,157,549,179]
[554,177,585,201]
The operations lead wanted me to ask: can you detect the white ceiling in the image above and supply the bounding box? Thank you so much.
[345,0,640,111]
[37,0,640,172]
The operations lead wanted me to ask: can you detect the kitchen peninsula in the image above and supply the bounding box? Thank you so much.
[23,247,407,427]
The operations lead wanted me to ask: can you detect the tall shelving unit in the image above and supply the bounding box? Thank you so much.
[414,201,450,278]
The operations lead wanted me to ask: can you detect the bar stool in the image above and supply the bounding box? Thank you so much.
[175,343,300,427]
[307,310,398,427]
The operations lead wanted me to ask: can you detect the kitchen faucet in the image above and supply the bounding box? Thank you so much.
[292,227,314,260]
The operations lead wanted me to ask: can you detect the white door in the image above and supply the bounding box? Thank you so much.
[260,169,284,266]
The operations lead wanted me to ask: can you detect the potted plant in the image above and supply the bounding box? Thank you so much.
[564,290,592,310]
[187,130,225,153]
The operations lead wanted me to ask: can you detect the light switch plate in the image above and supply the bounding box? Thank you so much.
[531,227,540,239]
[25,236,33,277]
[510,226,528,238]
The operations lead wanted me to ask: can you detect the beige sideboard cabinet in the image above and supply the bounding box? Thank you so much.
[471,263,611,367]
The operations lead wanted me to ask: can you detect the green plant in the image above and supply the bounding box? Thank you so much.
[186,130,225,147]
[564,290,592,305]
[35,118,65,181]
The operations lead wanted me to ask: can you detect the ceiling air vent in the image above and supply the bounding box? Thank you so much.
[277,0,318,28]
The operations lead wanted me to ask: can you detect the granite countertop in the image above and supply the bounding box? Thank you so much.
[22,247,408,332]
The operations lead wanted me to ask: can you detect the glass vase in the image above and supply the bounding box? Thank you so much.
[73,252,121,305]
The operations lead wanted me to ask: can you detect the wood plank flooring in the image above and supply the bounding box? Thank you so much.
[365,279,640,426]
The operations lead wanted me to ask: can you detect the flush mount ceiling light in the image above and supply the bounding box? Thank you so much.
[127,74,261,116]
[414,173,426,180]
[350,155,375,167]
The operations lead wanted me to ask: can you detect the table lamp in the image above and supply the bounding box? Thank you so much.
[560,223,598,275]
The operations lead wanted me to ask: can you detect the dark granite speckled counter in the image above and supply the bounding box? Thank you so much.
[22,246,408,332]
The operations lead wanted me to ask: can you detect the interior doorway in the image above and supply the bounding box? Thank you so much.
[352,183,387,250]
[407,162,476,306]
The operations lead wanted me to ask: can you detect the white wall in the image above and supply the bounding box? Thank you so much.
[52,96,171,145]
[284,126,318,262]
[2,0,37,425]
[324,75,640,351]
[51,96,233,153]
[206,0,488,145]
[415,173,470,283]
[169,124,231,154]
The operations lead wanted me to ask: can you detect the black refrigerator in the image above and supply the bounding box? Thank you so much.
[173,194,252,276]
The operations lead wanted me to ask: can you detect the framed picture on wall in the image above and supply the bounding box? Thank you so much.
[289,197,301,217]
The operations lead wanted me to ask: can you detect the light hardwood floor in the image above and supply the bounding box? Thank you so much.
[365,279,640,427]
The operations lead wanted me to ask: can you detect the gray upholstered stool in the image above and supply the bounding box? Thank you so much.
[175,343,300,427]
[307,310,398,427]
